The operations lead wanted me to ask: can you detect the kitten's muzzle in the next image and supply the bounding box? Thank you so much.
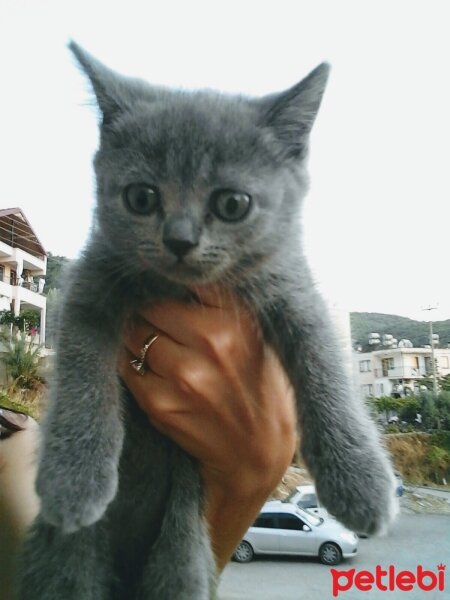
[162,216,200,259]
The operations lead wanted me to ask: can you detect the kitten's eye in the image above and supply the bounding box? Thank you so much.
[123,183,159,215]
[210,190,252,222]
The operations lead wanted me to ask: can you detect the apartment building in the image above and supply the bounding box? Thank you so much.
[0,208,47,343]
[353,346,450,400]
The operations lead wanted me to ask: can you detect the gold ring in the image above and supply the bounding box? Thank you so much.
[129,332,160,375]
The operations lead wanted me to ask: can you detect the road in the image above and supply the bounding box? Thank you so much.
[408,486,450,503]
[218,514,450,600]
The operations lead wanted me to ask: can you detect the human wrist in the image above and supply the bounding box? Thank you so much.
[201,464,287,572]
[202,463,283,506]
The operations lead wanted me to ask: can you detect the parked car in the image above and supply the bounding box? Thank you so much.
[233,503,358,565]
[282,484,329,518]
[286,475,404,519]
[282,479,402,539]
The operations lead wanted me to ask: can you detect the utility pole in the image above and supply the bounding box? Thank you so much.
[423,305,438,396]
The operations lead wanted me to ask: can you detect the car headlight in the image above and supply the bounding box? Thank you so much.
[340,531,358,544]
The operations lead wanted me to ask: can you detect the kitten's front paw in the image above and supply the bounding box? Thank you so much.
[315,451,399,536]
[36,459,118,533]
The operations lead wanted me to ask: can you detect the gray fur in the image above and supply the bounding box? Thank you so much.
[17,42,398,599]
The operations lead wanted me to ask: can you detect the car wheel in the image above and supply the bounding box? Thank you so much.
[319,542,342,566]
[233,541,254,563]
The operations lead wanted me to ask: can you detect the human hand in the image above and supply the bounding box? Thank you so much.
[119,286,296,568]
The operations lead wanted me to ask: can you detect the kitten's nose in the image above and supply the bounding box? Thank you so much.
[164,238,198,258]
[163,217,199,259]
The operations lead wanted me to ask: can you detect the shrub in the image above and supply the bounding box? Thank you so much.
[1,333,44,389]
[384,424,400,434]
[426,445,450,484]
[430,431,450,452]
[386,432,450,486]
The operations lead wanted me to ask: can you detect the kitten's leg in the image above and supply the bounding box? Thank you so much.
[16,517,110,600]
[35,253,126,532]
[139,450,216,600]
[267,293,398,535]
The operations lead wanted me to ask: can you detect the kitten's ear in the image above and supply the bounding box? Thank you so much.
[68,41,148,126]
[259,63,330,158]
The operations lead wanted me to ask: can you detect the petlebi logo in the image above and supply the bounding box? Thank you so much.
[331,564,446,597]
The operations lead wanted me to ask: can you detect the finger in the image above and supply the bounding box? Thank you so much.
[137,297,258,357]
[136,300,224,351]
[123,317,209,385]
[118,350,219,457]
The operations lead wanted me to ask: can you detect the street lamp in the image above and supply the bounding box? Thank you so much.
[422,305,438,396]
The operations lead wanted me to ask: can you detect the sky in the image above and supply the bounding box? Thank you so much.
[1,0,449,321]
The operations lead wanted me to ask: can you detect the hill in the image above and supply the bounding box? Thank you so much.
[350,312,450,349]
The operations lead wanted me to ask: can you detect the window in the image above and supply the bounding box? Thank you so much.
[375,383,384,396]
[276,514,305,531]
[359,360,371,372]
[253,515,277,529]
[382,358,394,376]
[0,265,4,283]
[361,384,373,397]
[440,356,449,369]
[296,493,317,509]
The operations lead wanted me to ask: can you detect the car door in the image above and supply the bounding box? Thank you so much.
[248,513,280,553]
[275,513,317,555]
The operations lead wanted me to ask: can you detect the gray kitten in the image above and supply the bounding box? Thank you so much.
[17,43,398,599]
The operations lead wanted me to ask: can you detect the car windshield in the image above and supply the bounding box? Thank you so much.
[283,489,300,503]
[284,489,318,508]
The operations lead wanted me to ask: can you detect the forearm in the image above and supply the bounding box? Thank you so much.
[202,469,281,572]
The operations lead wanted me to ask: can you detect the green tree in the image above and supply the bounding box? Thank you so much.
[15,309,40,332]
[420,392,439,429]
[0,309,40,334]
[419,375,437,392]
[45,287,61,348]
[370,396,401,422]
[398,396,421,424]
[0,310,17,327]
[44,253,71,293]
[441,374,450,392]
[435,392,450,430]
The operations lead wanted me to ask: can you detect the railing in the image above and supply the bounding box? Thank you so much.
[22,281,39,292]
[1,277,42,293]
[374,367,427,378]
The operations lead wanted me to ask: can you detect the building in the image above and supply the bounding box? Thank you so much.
[353,346,450,400]
[0,208,47,343]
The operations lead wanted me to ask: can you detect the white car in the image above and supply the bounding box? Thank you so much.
[283,484,329,518]
[233,503,358,565]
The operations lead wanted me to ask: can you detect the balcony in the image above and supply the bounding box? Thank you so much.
[0,276,46,311]
[1,276,43,293]
[374,366,427,379]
